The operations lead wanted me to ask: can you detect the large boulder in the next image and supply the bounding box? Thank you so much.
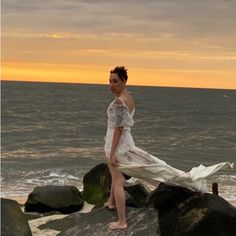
[83,163,111,206]
[1,198,32,236]
[146,182,195,210]
[124,184,149,208]
[147,183,236,236]
[36,207,160,235]
[83,163,149,208]
[25,185,84,214]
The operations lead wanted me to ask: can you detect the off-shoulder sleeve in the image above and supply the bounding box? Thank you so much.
[114,100,133,127]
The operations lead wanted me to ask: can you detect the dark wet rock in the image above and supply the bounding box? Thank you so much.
[174,194,236,236]
[24,211,43,220]
[125,192,139,208]
[148,183,236,236]
[146,182,195,209]
[83,163,112,206]
[37,207,160,236]
[25,185,84,214]
[124,184,149,207]
[83,164,148,208]
[24,210,64,221]
[1,198,32,236]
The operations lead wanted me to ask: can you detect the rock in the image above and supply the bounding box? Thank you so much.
[25,185,84,214]
[83,164,148,208]
[24,211,43,221]
[24,210,65,221]
[125,191,140,208]
[1,198,32,236]
[148,183,236,236]
[83,163,111,206]
[124,184,149,207]
[36,207,160,235]
[146,182,195,210]
[175,194,236,236]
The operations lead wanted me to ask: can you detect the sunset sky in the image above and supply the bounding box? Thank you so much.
[2,0,236,89]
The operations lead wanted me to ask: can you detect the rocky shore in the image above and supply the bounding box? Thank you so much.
[2,163,236,236]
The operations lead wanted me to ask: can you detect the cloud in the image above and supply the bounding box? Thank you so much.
[2,0,236,38]
[2,0,236,73]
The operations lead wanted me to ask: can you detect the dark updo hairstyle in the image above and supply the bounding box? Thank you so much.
[110,66,128,82]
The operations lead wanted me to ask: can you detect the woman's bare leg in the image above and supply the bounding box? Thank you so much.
[108,182,115,204]
[105,164,115,207]
[108,163,127,229]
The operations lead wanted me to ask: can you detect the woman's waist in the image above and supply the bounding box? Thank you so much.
[105,128,132,140]
[106,126,131,133]
[104,128,134,145]
[104,138,135,156]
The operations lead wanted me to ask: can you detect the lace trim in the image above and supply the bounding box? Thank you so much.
[104,142,135,157]
[107,100,134,128]
[104,128,135,157]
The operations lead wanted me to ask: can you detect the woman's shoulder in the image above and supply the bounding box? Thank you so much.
[118,93,135,112]
[118,90,133,100]
[123,92,134,104]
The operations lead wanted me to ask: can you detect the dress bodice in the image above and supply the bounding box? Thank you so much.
[104,98,135,157]
[107,99,135,129]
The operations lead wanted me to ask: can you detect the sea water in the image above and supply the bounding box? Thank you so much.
[1,81,236,202]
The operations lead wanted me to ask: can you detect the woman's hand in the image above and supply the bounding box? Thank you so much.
[109,154,118,167]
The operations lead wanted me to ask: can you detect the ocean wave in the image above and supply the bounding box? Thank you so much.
[1,169,84,197]
[1,146,105,160]
[1,149,48,159]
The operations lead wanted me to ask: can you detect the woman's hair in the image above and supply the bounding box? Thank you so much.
[110,66,128,82]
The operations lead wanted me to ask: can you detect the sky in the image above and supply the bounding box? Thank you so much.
[2,0,236,89]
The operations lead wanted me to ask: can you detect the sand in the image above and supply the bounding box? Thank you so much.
[27,201,95,235]
[29,214,67,236]
[5,195,28,205]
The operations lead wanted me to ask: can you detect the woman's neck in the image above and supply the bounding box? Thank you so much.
[116,88,127,97]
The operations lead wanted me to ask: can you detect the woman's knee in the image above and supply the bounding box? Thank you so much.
[107,162,115,175]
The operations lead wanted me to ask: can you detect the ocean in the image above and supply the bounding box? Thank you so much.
[1,81,236,202]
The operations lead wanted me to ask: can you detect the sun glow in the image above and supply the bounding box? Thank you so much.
[2,61,236,89]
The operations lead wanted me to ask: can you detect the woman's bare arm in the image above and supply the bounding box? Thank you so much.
[109,96,134,165]
[109,98,125,164]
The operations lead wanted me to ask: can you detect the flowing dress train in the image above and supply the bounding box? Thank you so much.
[104,98,234,192]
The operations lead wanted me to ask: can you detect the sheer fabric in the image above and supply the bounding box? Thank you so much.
[104,98,135,157]
[104,97,234,192]
[116,147,233,192]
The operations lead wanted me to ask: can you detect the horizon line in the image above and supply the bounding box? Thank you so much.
[2,79,236,91]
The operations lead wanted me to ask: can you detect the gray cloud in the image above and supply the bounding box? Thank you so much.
[2,0,236,37]
[2,0,236,75]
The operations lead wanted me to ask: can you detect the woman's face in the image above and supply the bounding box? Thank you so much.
[109,73,125,95]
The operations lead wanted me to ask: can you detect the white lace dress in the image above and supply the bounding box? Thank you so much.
[104,98,234,192]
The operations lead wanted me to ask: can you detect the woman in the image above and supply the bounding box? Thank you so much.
[104,66,233,230]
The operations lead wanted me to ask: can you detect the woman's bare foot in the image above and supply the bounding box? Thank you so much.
[104,201,116,210]
[109,221,127,230]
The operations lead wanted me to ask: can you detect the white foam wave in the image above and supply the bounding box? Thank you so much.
[1,169,83,197]
[2,171,236,203]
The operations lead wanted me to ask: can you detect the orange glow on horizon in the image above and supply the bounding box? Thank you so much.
[2,61,236,90]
